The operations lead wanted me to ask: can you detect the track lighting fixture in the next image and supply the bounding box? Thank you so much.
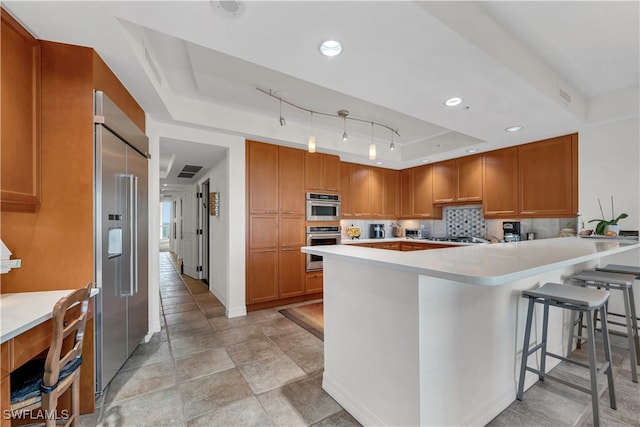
[279,98,286,126]
[258,87,400,158]
[389,129,395,150]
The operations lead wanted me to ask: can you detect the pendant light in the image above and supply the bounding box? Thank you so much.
[308,111,316,153]
[369,122,376,160]
[279,98,286,126]
[338,110,349,142]
[389,128,395,151]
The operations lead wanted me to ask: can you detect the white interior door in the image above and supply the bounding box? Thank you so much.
[181,185,199,278]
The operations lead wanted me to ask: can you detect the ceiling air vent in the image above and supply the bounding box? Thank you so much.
[177,164,203,178]
[558,87,571,104]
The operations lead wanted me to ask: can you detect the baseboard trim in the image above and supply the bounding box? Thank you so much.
[322,374,389,427]
[227,305,247,318]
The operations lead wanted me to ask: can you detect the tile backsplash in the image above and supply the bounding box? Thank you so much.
[445,206,486,237]
[397,204,577,240]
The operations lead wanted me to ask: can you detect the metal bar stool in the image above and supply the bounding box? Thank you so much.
[596,264,640,364]
[568,270,638,383]
[517,283,615,427]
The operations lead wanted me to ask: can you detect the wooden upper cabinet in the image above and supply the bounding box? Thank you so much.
[1,12,42,212]
[483,147,518,218]
[323,154,341,192]
[305,152,340,192]
[400,169,413,218]
[247,141,278,214]
[304,152,323,191]
[383,168,399,218]
[518,134,578,218]
[350,164,371,216]
[278,146,305,215]
[433,155,482,204]
[413,165,439,217]
[400,165,441,218]
[369,167,384,217]
[340,163,352,217]
[432,160,457,204]
[457,155,483,202]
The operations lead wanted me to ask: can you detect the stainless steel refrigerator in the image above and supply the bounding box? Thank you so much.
[94,91,149,394]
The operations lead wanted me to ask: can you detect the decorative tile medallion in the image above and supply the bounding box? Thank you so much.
[445,206,486,237]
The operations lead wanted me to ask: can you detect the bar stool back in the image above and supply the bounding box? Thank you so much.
[517,283,615,427]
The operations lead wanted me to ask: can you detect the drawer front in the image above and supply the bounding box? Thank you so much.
[0,342,11,378]
[11,303,83,369]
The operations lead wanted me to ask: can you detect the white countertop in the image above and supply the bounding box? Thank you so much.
[0,288,99,344]
[302,237,639,286]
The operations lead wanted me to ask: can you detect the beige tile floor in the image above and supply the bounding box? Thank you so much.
[81,252,639,426]
[81,252,358,427]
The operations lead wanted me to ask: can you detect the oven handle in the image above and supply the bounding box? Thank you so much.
[306,235,342,247]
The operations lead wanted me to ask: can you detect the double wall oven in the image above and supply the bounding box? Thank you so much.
[305,192,341,271]
[305,226,341,271]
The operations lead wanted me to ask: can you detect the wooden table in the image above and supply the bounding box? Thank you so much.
[1,290,97,426]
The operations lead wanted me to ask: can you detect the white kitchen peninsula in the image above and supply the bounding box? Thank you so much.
[301,237,639,426]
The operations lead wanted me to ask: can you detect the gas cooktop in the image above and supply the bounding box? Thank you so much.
[428,236,487,243]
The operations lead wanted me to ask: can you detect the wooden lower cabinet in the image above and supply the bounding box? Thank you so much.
[279,249,305,298]
[306,271,323,294]
[350,241,452,251]
[247,249,278,304]
[247,214,312,308]
[1,342,11,427]
[400,242,429,251]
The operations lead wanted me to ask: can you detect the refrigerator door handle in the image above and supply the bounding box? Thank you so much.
[128,173,135,297]
[133,175,139,294]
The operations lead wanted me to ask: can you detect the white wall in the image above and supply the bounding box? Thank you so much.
[149,120,247,319]
[578,117,640,231]
[147,124,162,337]
[196,155,230,308]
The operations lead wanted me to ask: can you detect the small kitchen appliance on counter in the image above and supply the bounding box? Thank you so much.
[503,221,521,242]
[346,226,362,239]
[369,223,385,239]
[418,228,430,239]
[405,229,419,239]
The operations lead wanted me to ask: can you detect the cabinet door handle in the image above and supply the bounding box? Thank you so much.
[521,211,537,214]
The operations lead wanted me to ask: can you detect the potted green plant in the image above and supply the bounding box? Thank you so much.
[589,196,628,235]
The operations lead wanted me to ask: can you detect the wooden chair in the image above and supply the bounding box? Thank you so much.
[9,284,92,427]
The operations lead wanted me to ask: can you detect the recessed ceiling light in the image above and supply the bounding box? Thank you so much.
[505,125,523,132]
[444,97,463,107]
[466,148,478,153]
[212,0,245,18]
[319,39,343,57]
[420,159,431,163]
[375,161,383,165]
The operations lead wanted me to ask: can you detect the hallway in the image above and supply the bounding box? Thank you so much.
[81,252,357,426]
